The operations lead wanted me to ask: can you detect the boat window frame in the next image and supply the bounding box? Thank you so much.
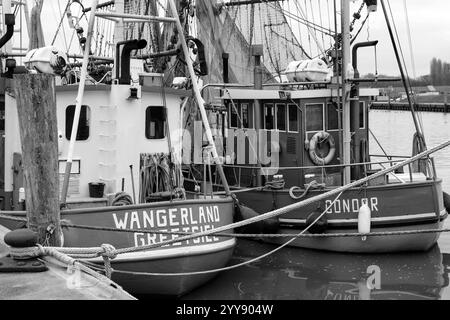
[65,104,91,142]
[275,103,287,132]
[228,100,241,129]
[304,102,325,133]
[326,102,341,132]
[359,101,366,129]
[287,103,300,133]
[228,100,254,130]
[145,106,167,140]
[263,103,275,131]
[241,102,255,129]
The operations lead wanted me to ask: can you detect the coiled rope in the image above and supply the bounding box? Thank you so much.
[8,243,119,283]
[289,180,326,200]
[111,192,133,206]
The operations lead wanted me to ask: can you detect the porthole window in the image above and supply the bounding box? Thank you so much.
[65,105,90,141]
[146,106,166,139]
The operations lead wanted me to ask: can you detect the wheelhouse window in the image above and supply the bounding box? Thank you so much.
[306,103,324,132]
[264,103,275,130]
[288,104,299,132]
[228,102,254,129]
[327,102,340,130]
[359,102,366,129]
[276,104,286,131]
[145,106,166,139]
[66,105,90,141]
[241,103,254,129]
[229,102,240,128]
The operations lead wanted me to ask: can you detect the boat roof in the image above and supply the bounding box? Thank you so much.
[54,84,190,97]
[220,88,380,100]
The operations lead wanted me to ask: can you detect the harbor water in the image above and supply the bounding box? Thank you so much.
[183,110,450,300]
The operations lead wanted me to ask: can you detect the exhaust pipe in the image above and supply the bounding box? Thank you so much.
[352,40,378,79]
[119,39,147,84]
[0,14,15,50]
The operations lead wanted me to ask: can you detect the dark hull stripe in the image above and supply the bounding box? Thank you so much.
[279,212,447,231]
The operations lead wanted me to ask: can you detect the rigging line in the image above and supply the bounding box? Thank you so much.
[222,4,240,52]
[249,3,255,49]
[303,0,313,57]
[387,1,413,96]
[389,1,424,135]
[264,3,280,76]
[282,3,289,62]
[275,2,334,36]
[267,27,310,54]
[266,3,283,77]
[350,12,370,45]
[318,0,326,51]
[51,0,71,47]
[274,1,282,69]
[292,0,326,57]
[384,0,425,138]
[387,0,423,136]
[293,0,303,57]
[327,0,332,48]
[403,0,417,86]
[309,0,319,55]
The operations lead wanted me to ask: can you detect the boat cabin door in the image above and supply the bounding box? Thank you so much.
[262,100,304,187]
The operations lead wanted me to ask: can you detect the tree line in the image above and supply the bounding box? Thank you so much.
[360,57,450,88]
[430,57,450,86]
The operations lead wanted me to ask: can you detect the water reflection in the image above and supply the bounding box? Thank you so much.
[184,239,450,300]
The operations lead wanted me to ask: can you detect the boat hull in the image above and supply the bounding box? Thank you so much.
[224,179,446,253]
[0,197,236,296]
[268,219,444,253]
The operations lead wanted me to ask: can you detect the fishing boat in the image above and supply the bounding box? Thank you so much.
[182,0,450,253]
[0,0,235,296]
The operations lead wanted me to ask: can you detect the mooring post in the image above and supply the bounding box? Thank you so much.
[13,73,61,246]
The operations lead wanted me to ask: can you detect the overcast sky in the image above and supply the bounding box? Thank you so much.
[349,0,450,77]
[22,0,450,78]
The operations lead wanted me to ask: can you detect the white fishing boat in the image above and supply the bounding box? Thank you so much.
[0,0,236,296]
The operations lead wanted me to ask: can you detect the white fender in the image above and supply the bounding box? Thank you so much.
[358,203,371,241]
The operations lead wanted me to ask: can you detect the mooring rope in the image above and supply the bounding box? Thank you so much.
[110,140,450,257]
[1,141,449,277]
[80,191,345,277]
[8,243,119,284]
[3,211,448,240]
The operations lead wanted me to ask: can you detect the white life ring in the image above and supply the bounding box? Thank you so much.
[308,131,336,165]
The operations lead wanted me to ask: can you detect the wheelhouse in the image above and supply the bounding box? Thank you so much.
[2,76,188,210]
[218,87,379,188]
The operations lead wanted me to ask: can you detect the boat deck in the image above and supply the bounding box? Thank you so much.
[0,226,135,300]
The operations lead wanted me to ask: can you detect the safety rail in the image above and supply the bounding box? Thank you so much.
[190,154,436,190]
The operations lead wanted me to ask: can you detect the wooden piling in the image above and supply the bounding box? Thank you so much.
[13,74,61,246]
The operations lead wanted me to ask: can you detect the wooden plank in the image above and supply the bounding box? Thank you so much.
[13,74,60,246]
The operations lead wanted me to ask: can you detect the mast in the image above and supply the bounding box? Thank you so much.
[341,0,351,184]
[61,0,99,205]
[167,0,231,195]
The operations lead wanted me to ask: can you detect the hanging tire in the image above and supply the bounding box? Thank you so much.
[309,131,336,166]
